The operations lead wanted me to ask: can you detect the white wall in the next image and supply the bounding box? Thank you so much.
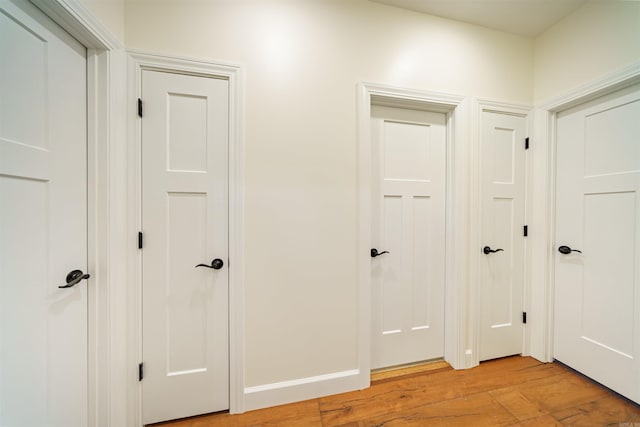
[77,0,125,44]
[534,0,640,104]
[124,0,533,390]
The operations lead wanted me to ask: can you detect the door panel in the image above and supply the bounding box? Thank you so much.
[582,191,634,355]
[479,110,526,361]
[0,0,87,425]
[141,70,229,424]
[371,105,446,369]
[554,83,640,404]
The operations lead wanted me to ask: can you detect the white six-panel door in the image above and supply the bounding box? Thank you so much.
[554,83,640,404]
[141,70,230,424]
[370,105,446,369]
[479,110,527,361]
[0,0,88,425]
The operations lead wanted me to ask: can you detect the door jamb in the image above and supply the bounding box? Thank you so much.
[357,83,470,387]
[127,51,245,420]
[529,61,640,363]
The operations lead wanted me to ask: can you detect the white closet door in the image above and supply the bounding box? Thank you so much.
[141,69,230,424]
[370,105,446,369]
[554,83,640,404]
[0,0,88,425]
[479,110,527,361]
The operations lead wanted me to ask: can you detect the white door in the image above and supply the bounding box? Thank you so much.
[370,105,446,369]
[0,0,88,425]
[554,83,640,404]
[141,70,229,424]
[479,110,527,361]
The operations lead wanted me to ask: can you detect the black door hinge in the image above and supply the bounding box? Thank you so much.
[138,362,144,381]
[138,98,143,117]
[138,232,143,249]
[525,137,530,150]
[522,312,527,324]
[523,225,528,237]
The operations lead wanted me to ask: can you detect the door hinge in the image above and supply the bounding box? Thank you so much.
[522,312,527,324]
[137,98,143,117]
[523,225,528,237]
[138,362,144,381]
[525,137,530,150]
[138,231,143,249]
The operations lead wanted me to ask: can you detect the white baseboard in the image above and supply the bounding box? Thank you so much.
[243,369,362,412]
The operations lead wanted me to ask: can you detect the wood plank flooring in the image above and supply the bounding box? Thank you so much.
[153,356,640,427]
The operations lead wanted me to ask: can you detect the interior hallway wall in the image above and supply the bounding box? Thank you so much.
[124,0,533,389]
[78,0,125,44]
[534,0,640,104]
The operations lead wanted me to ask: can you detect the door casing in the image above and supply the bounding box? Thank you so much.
[128,51,245,419]
[529,61,640,364]
[357,83,470,386]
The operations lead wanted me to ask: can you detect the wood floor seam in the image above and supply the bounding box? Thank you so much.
[486,389,525,422]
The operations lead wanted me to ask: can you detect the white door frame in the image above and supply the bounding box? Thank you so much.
[27,1,127,426]
[128,51,245,419]
[357,82,470,387]
[470,100,532,366]
[529,61,640,363]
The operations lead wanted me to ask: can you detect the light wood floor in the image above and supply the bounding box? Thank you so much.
[154,356,640,426]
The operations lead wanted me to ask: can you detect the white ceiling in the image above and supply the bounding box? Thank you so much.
[370,0,588,37]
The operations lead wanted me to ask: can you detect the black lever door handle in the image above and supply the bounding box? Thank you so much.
[371,248,389,258]
[59,269,90,288]
[195,258,224,270]
[558,245,582,254]
[483,246,504,255]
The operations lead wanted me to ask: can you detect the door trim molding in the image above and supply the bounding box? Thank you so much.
[30,0,122,49]
[357,82,470,387]
[470,99,531,366]
[530,61,640,363]
[127,51,245,419]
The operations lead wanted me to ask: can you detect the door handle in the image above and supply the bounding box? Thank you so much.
[371,248,389,258]
[59,269,90,288]
[195,258,224,270]
[483,246,504,255]
[558,245,582,254]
